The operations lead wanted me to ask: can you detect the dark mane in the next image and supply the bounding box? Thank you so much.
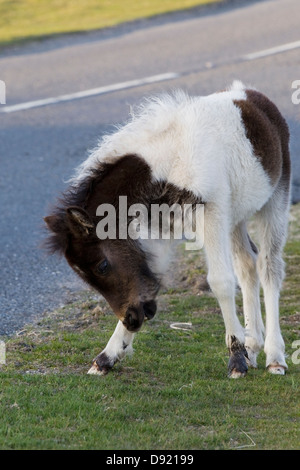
[62,162,114,210]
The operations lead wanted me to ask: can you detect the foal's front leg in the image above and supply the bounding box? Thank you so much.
[88,321,135,375]
[204,209,247,378]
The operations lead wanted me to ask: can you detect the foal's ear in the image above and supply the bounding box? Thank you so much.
[66,207,94,237]
[44,214,63,233]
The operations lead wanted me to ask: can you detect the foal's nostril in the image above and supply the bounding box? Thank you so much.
[123,302,156,331]
[123,306,144,332]
[143,300,157,320]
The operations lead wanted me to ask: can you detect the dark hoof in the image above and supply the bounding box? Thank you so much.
[228,336,248,379]
[87,353,113,376]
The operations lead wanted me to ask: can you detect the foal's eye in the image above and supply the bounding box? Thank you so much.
[96,259,110,276]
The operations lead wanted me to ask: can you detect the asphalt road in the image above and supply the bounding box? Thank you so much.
[0,0,299,335]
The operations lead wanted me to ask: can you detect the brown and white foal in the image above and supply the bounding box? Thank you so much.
[44,81,291,378]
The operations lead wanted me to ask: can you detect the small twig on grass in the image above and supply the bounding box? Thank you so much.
[178,382,194,391]
[170,322,192,331]
[234,430,256,449]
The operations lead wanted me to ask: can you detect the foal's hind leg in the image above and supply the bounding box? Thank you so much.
[231,222,264,368]
[256,183,290,374]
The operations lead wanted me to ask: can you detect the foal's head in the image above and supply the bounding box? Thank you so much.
[44,155,160,331]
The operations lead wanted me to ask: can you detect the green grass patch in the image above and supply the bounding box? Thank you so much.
[0,204,300,450]
[0,0,221,49]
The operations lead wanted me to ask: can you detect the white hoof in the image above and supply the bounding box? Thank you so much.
[267,364,286,375]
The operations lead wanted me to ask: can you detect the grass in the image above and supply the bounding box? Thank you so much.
[0,0,221,49]
[0,203,299,450]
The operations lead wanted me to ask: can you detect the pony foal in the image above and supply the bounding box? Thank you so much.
[44,81,291,378]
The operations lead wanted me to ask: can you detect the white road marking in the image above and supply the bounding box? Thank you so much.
[0,72,179,113]
[244,39,300,61]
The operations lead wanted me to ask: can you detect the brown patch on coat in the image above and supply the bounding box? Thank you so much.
[234,90,290,187]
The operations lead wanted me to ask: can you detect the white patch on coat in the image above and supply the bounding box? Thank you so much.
[71,82,272,229]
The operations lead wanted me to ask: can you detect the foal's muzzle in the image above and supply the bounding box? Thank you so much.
[123,301,157,332]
